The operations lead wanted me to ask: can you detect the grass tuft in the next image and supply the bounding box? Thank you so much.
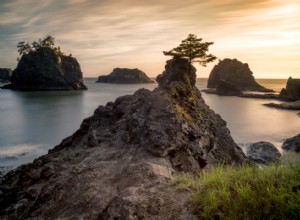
[173,155,300,219]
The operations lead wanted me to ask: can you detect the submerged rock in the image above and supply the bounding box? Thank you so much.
[280,77,300,100]
[207,58,273,92]
[264,100,300,110]
[246,142,281,164]
[2,48,87,91]
[96,68,154,84]
[282,134,300,153]
[0,68,12,83]
[0,57,247,219]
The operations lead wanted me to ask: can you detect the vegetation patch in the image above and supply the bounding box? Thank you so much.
[173,155,300,219]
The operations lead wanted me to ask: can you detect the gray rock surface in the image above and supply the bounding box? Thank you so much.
[207,58,273,92]
[282,134,300,153]
[0,68,12,83]
[96,68,154,84]
[0,57,247,219]
[216,80,243,96]
[2,48,87,90]
[246,141,281,164]
[280,77,300,100]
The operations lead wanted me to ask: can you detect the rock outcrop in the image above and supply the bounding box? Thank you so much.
[280,77,300,100]
[96,68,154,84]
[0,68,12,83]
[207,59,273,92]
[246,142,281,164]
[282,134,300,153]
[0,57,247,219]
[216,80,243,96]
[2,48,87,90]
[264,100,300,111]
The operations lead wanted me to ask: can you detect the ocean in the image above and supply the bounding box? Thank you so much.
[0,78,299,172]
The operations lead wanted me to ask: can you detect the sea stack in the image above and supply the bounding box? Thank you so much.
[207,58,273,92]
[2,48,87,91]
[96,68,154,84]
[0,68,12,83]
[0,57,247,219]
[280,77,300,100]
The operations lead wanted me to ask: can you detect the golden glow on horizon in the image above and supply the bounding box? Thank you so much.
[0,0,299,79]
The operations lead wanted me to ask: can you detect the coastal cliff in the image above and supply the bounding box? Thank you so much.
[0,57,247,219]
[96,68,154,84]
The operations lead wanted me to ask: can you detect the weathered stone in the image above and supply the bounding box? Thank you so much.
[0,57,247,219]
[280,77,300,100]
[207,58,273,92]
[216,80,243,96]
[246,142,281,164]
[2,48,87,90]
[282,134,300,153]
[96,68,154,84]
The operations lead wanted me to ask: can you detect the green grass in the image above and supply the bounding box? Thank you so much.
[173,154,300,219]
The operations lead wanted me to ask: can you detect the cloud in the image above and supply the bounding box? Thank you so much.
[0,0,299,78]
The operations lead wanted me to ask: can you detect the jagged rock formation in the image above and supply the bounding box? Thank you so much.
[0,57,247,219]
[282,134,300,153]
[2,48,87,90]
[0,68,12,83]
[96,68,154,84]
[246,142,281,164]
[280,77,300,100]
[207,59,273,92]
[216,80,243,96]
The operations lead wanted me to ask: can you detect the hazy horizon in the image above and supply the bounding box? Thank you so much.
[0,0,299,79]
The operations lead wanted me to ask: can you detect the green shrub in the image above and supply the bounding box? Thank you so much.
[174,155,300,219]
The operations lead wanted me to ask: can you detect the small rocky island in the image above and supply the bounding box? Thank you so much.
[2,36,87,91]
[0,68,12,83]
[96,68,154,84]
[207,58,273,92]
[0,57,248,219]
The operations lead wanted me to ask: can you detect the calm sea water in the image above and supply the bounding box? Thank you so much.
[0,78,299,171]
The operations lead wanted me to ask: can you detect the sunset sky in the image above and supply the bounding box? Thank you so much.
[0,0,299,78]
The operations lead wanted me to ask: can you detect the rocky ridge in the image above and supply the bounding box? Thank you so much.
[96,68,154,84]
[2,48,87,91]
[0,57,247,219]
[207,58,273,92]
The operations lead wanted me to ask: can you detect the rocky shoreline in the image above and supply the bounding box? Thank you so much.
[0,57,248,219]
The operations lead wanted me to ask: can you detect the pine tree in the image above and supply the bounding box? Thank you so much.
[163,34,217,73]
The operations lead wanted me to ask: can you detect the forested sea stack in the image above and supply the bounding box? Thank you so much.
[2,36,87,91]
[207,58,273,92]
[0,57,247,219]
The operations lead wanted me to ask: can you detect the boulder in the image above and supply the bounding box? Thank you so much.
[282,134,300,153]
[207,58,273,92]
[96,68,154,84]
[246,141,281,164]
[0,57,247,219]
[2,48,87,90]
[280,77,300,100]
[216,80,243,96]
[0,68,12,83]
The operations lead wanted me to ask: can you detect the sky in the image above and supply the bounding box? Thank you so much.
[0,0,299,78]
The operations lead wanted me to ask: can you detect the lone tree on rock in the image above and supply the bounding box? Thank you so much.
[163,34,217,73]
